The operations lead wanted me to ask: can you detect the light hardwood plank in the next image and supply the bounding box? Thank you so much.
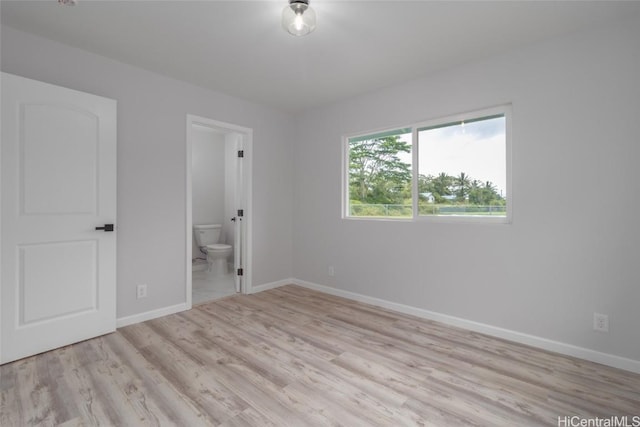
[2,285,639,426]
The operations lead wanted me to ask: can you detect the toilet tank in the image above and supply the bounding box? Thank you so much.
[194,224,222,247]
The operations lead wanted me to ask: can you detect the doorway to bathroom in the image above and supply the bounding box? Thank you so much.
[186,115,252,306]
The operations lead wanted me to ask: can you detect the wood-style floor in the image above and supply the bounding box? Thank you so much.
[2,285,639,426]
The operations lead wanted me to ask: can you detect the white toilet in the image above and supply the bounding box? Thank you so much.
[193,224,232,276]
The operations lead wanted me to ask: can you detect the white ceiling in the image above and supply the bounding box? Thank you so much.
[2,1,639,113]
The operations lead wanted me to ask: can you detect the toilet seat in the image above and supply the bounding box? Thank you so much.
[206,244,231,251]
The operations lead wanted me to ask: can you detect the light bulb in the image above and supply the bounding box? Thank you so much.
[282,0,316,36]
[294,14,304,31]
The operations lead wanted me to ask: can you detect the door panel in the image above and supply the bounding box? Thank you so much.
[1,72,117,364]
[19,240,97,324]
[21,104,98,215]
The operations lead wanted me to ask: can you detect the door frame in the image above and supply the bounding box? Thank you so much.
[185,114,253,308]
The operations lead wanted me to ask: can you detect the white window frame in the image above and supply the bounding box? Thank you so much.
[343,104,512,224]
[342,126,414,221]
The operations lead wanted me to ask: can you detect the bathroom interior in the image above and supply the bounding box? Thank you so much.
[191,124,240,304]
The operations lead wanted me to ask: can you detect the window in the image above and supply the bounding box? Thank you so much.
[347,128,413,218]
[344,106,510,221]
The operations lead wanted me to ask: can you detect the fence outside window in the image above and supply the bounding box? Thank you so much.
[349,204,507,217]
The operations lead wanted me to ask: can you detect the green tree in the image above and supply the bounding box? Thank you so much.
[482,181,504,205]
[349,136,411,204]
[432,173,453,203]
[420,174,505,207]
[418,173,455,203]
[468,180,503,205]
[468,179,483,204]
[454,172,471,202]
[418,174,432,201]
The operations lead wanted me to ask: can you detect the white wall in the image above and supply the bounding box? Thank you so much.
[0,26,295,319]
[293,17,640,362]
[192,127,225,227]
[191,126,226,258]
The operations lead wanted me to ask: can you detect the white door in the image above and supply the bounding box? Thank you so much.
[1,73,117,364]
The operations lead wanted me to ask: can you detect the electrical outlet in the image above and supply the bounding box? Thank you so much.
[593,312,609,332]
[328,265,335,277]
[137,284,148,299]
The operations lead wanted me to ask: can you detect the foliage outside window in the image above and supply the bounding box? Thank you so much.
[345,107,510,221]
[348,129,412,217]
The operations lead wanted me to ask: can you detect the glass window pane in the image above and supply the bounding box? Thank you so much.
[418,115,506,217]
[348,129,412,218]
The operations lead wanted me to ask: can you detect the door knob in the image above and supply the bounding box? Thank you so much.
[231,217,236,222]
[95,224,114,232]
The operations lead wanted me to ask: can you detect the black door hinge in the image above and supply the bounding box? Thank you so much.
[237,209,244,217]
[237,150,244,158]
[237,268,244,276]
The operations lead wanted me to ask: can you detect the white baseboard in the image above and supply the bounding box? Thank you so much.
[116,302,190,328]
[250,278,292,294]
[292,279,640,374]
[115,278,291,329]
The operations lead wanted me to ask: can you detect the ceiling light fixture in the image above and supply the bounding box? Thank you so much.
[282,0,316,37]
